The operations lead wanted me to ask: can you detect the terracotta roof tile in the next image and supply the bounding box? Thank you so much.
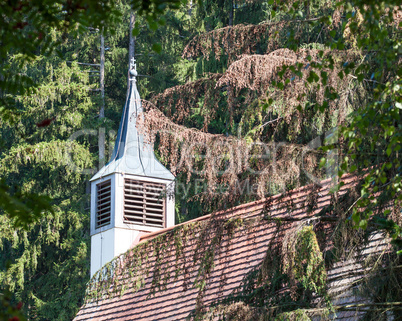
[75,174,390,320]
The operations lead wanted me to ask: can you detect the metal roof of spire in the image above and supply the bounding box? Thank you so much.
[91,58,175,181]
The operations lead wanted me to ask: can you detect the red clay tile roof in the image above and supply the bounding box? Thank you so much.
[74,174,390,321]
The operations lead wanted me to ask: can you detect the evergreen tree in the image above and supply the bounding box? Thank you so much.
[143,0,354,219]
[0,1,200,318]
[0,0,400,319]
[0,57,96,320]
[139,0,401,249]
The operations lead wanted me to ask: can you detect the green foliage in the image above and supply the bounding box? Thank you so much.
[0,0,195,317]
[359,252,402,320]
[0,202,90,320]
[274,309,311,321]
[0,0,120,116]
[0,179,53,229]
[269,0,402,251]
[0,288,27,321]
[1,0,401,319]
[284,226,327,297]
[192,219,333,320]
[0,30,96,320]
[0,0,187,228]
[88,216,243,304]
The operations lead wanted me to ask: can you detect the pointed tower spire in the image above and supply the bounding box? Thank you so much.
[89,59,175,277]
[91,58,174,181]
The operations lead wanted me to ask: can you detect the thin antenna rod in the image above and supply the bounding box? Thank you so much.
[128,11,136,87]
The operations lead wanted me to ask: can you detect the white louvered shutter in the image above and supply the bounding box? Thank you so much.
[96,180,111,228]
[124,179,165,227]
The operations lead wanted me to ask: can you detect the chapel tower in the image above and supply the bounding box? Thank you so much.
[89,59,175,277]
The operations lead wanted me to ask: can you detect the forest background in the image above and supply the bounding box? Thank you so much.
[0,0,401,320]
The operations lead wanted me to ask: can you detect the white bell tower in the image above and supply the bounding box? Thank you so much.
[89,59,175,277]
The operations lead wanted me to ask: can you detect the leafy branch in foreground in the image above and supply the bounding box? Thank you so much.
[0,0,186,230]
[0,179,53,229]
[269,0,402,251]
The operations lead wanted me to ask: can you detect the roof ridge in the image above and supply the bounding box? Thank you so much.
[138,172,359,243]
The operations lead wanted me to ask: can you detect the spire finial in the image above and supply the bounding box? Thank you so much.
[129,57,137,80]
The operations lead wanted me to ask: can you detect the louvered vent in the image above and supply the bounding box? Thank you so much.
[124,179,165,227]
[96,180,111,228]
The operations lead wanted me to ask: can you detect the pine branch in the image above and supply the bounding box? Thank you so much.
[260,117,283,128]
[66,61,100,67]
[335,302,402,310]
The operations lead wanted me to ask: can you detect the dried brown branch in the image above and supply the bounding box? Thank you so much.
[218,48,363,127]
[182,18,326,61]
[138,104,321,204]
[182,22,287,61]
[149,74,222,131]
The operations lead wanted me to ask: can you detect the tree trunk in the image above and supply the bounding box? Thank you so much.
[229,0,234,26]
[129,12,136,73]
[99,31,105,169]
[188,0,193,17]
[227,0,234,133]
